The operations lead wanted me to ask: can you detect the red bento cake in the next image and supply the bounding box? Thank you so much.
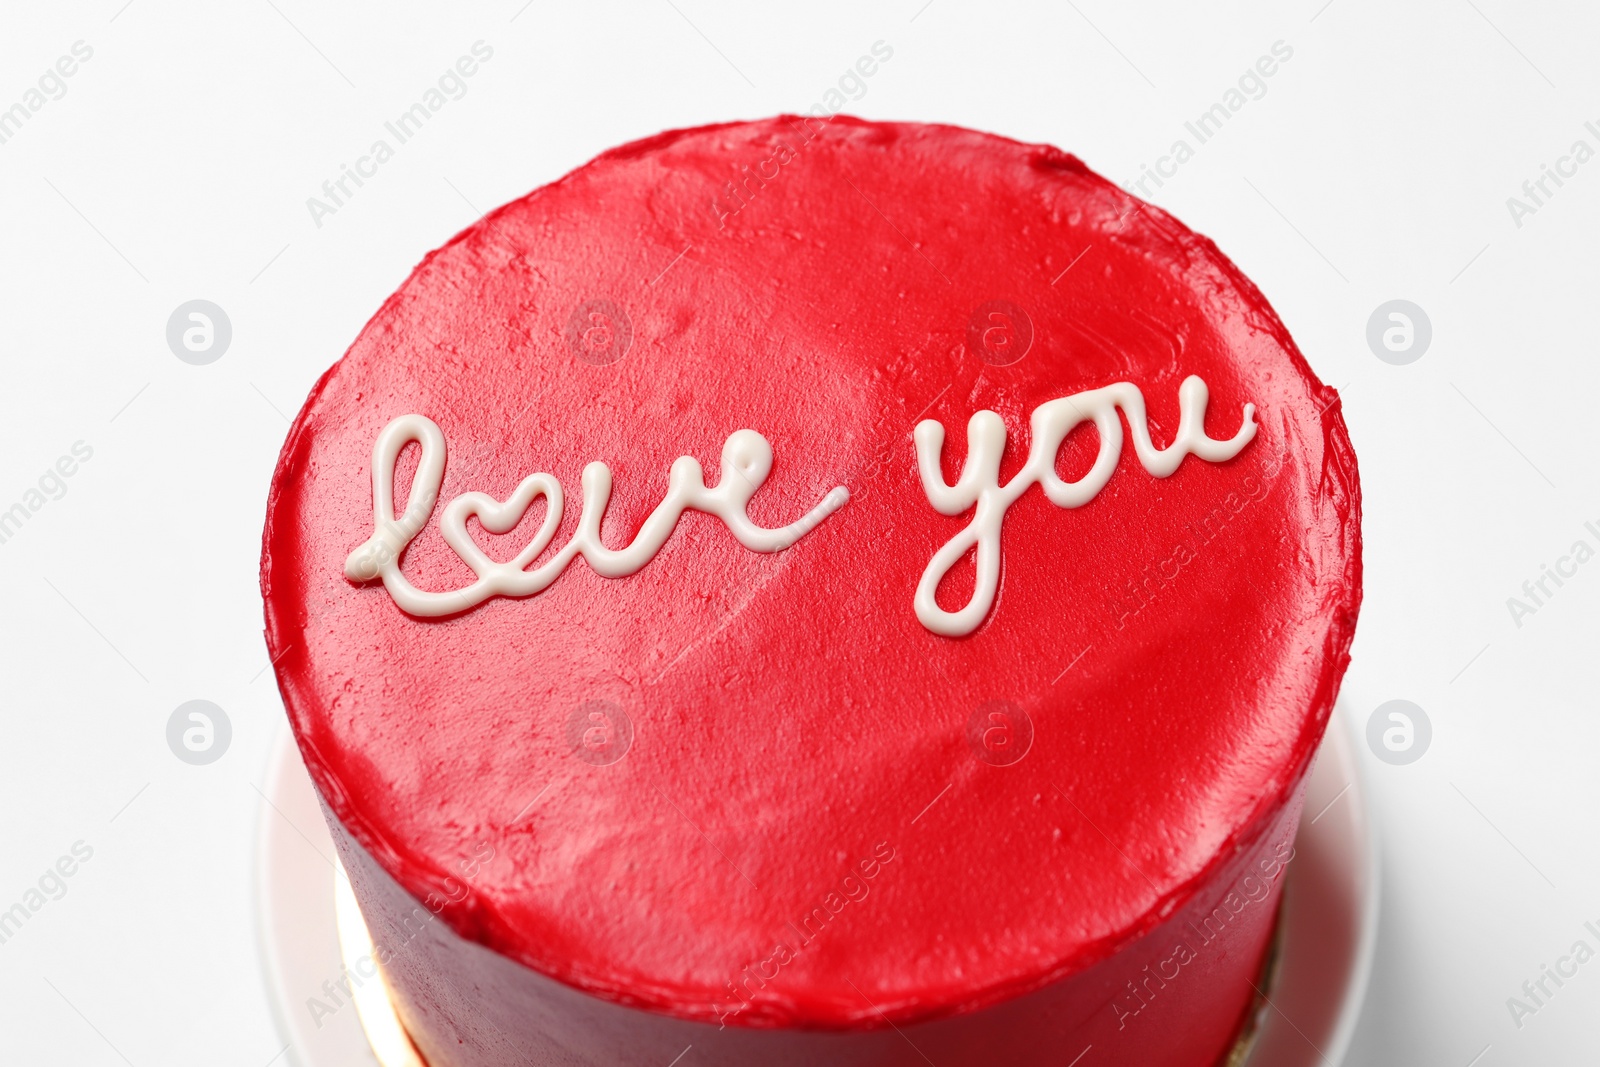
[262,116,1361,1066]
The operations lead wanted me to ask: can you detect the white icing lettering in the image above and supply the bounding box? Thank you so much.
[913,375,1256,637]
[346,414,849,617]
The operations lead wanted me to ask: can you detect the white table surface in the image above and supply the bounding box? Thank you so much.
[1,2,1595,1063]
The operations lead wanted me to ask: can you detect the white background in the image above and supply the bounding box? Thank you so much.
[2,1,1597,1063]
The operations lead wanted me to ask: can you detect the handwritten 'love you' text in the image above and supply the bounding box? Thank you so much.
[345,376,1252,636]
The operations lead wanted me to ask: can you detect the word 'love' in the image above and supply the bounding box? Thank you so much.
[344,414,848,617]
[913,376,1256,636]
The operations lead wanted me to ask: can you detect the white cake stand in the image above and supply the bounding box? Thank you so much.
[256,704,1377,1067]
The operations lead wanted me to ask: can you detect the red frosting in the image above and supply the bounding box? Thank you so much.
[263,116,1360,1062]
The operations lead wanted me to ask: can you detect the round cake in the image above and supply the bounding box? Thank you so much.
[262,116,1361,1066]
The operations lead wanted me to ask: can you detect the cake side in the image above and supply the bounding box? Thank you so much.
[325,774,1304,1065]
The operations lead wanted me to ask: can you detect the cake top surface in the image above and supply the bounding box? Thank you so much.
[263,116,1360,1027]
